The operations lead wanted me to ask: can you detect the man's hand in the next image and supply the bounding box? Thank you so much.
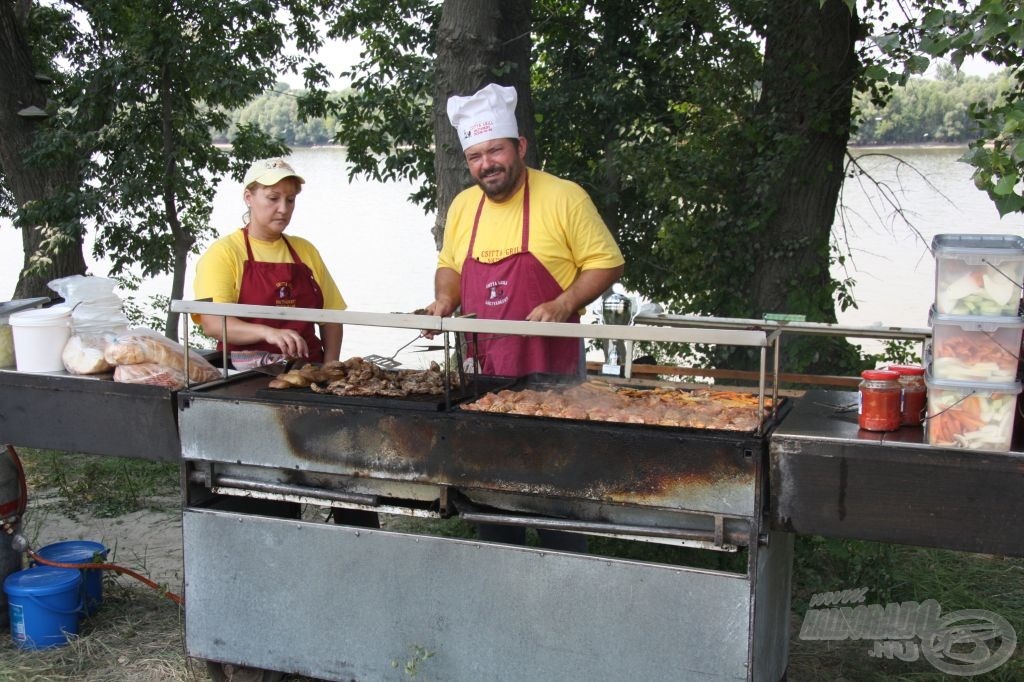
[526,266,624,323]
[424,297,458,318]
[526,298,575,322]
[423,268,462,339]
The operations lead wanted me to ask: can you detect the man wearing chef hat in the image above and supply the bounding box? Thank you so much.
[426,83,624,378]
[426,83,624,551]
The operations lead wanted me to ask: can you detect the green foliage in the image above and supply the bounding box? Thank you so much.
[302,0,440,209]
[214,84,344,147]
[861,1,1024,217]
[5,0,333,332]
[851,71,1011,145]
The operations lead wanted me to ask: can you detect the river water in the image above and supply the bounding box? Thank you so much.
[1,145,1021,362]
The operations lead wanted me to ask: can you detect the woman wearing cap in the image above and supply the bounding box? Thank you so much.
[193,159,378,533]
[193,157,344,370]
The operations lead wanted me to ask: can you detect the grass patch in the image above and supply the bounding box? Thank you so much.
[0,580,199,682]
[790,536,1024,681]
[18,448,179,519]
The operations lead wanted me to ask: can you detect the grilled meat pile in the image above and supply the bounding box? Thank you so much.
[268,356,445,396]
[460,381,772,431]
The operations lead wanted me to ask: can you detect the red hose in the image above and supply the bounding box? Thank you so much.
[1,444,184,602]
[27,549,184,606]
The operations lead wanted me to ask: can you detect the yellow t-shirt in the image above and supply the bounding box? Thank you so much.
[437,168,624,289]
[192,229,346,323]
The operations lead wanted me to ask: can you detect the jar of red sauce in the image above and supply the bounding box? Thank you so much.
[858,369,901,432]
[887,364,927,427]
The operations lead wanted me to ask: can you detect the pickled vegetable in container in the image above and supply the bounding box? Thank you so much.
[924,371,1022,452]
[932,234,1024,317]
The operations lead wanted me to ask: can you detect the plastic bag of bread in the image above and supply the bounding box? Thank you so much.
[104,328,221,384]
[62,333,116,375]
[113,362,187,390]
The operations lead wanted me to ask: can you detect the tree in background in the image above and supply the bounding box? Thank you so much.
[313,0,872,372]
[867,0,1024,216]
[0,0,325,337]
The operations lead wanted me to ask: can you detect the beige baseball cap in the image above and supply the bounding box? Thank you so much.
[243,158,305,188]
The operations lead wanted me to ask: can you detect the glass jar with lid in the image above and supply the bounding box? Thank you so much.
[887,364,927,427]
[858,369,902,432]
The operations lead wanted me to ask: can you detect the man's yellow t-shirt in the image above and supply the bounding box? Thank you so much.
[437,168,623,290]
[192,229,345,323]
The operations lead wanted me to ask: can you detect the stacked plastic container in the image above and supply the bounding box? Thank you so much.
[927,234,1024,452]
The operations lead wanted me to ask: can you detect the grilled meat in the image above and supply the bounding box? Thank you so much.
[461,381,771,431]
[269,356,446,396]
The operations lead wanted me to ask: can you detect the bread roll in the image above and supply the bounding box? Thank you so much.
[104,329,220,383]
[62,334,114,375]
[114,362,186,389]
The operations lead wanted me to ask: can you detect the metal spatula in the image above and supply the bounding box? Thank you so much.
[364,334,421,370]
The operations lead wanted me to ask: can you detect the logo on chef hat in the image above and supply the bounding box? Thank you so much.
[447,84,519,151]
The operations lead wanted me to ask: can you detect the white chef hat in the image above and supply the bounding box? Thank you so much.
[447,84,519,151]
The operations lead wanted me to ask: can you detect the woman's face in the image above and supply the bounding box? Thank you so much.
[244,178,302,239]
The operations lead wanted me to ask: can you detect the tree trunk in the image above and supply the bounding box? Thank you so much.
[0,1,87,301]
[432,0,533,249]
[738,0,863,373]
[748,0,858,321]
[159,63,193,341]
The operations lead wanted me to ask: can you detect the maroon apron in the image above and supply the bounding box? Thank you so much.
[460,172,580,377]
[220,228,325,363]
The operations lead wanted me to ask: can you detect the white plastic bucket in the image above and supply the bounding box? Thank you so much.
[9,305,72,373]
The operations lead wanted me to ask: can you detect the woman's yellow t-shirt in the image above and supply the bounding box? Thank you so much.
[192,229,345,323]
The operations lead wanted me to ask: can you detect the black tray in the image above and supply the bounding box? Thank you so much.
[255,374,516,412]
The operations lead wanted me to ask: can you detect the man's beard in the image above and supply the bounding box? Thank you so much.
[476,160,523,200]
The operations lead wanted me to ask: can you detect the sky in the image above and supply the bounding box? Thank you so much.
[293,32,1003,92]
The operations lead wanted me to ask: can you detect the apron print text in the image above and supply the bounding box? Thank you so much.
[484,280,510,306]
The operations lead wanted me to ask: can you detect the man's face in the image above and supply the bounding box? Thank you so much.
[464,137,526,201]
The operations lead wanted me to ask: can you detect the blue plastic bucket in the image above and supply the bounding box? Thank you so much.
[35,540,108,615]
[3,566,83,649]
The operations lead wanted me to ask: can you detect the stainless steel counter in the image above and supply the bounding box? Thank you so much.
[769,389,1024,556]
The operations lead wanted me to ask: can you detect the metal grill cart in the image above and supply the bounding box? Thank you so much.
[0,369,180,462]
[170,301,792,682]
[630,313,1024,559]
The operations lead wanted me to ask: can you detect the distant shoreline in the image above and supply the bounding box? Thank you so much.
[849,142,968,152]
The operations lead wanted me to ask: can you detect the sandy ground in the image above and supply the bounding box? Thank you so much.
[19,490,184,595]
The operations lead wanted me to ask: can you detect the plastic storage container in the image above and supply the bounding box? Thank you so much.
[933,233,1024,317]
[924,370,1022,451]
[0,298,50,368]
[929,307,1024,384]
[858,369,902,432]
[8,305,73,373]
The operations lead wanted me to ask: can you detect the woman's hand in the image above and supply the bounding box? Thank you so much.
[264,326,310,358]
